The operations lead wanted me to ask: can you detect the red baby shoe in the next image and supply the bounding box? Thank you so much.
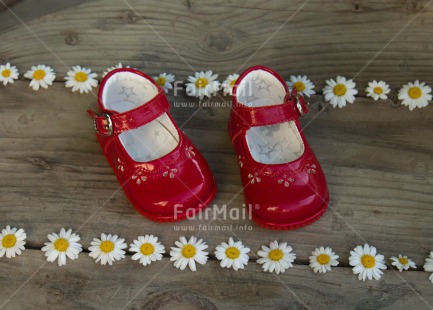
[228,66,329,230]
[88,68,217,221]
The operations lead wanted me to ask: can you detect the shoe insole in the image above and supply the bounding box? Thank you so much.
[101,71,179,162]
[236,69,304,164]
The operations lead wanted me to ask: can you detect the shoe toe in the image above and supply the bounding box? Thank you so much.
[244,169,329,228]
[122,150,216,221]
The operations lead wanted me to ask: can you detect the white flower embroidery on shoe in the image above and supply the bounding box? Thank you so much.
[277,175,294,187]
[248,173,261,184]
[238,155,244,168]
[185,146,196,158]
[307,164,317,175]
[117,158,126,172]
[163,168,178,179]
[132,169,147,184]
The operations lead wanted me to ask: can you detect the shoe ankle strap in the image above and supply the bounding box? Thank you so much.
[88,88,171,136]
[233,92,308,129]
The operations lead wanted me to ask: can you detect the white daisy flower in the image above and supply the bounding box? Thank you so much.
[349,244,387,281]
[65,65,98,94]
[286,75,316,97]
[257,241,296,274]
[153,73,175,93]
[24,64,56,91]
[323,76,358,108]
[186,70,220,99]
[398,80,432,111]
[170,236,208,271]
[88,233,127,265]
[214,237,250,271]
[390,254,416,272]
[102,62,130,78]
[41,228,82,266]
[309,246,339,273]
[423,251,433,283]
[129,235,165,266]
[0,225,26,258]
[0,63,19,86]
[221,73,239,95]
[365,80,390,101]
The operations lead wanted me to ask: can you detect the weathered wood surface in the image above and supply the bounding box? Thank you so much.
[1,81,433,261]
[0,81,432,309]
[1,249,433,310]
[1,0,433,92]
[0,0,87,32]
[0,0,20,11]
[1,0,433,309]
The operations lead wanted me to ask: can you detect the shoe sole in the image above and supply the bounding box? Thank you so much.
[249,193,329,230]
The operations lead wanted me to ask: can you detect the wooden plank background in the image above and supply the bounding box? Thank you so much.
[2,250,433,309]
[1,0,433,91]
[0,0,432,309]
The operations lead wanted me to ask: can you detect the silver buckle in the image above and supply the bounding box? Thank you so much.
[295,94,307,116]
[93,113,113,136]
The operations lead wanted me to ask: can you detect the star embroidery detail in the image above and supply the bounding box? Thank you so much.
[119,86,137,99]
[257,142,279,159]
[254,79,272,92]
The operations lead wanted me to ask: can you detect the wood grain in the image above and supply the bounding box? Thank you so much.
[0,0,433,93]
[0,0,21,10]
[1,0,433,308]
[1,249,432,309]
[0,0,87,32]
[0,81,432,267]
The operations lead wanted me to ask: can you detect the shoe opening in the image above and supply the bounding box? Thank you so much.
[101,71,179,162]
[236,69,305,165]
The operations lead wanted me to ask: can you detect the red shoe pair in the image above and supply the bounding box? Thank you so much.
[88,66,329,229]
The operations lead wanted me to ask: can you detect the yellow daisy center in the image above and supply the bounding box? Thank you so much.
[294,81,306,92]
[316,253,330,265]
[1,69,11,78]
[399,257,409,265]
[269,249,284,261]
[230,79,237,88]
[408,86,422,99]
[156,77,166,86]
[373,87,383,95]
[225,246,240,259]
[1,234,17,248]
[33,69,46,80]
[333,84,347,96]
[182,244,196,258]
[100,240,115,253]
[54,238,69,252]
[74,71,88,83]
[195,77,209,89]
[361,254,376,269]
[140,243,155,256]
